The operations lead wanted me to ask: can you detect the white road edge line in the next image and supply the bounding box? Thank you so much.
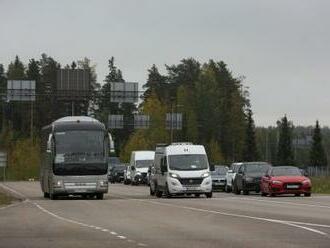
[119,196,328,236]
[219,197,330,209]
[0,184,147,246]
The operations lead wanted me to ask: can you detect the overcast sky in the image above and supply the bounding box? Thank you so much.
[1,0,329,127]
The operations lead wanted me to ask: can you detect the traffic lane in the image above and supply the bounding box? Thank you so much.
[0,200,138,248]
[3,182,330,248]
[111,184,330,225]
[32,191,330,248]
[14,182,328,247]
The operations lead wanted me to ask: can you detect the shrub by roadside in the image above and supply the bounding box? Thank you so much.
[311,177,330,194]
[0,191,13,205]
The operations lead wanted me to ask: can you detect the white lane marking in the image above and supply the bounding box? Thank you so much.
[0,184,146,246]
[220,197,330,209]
[284,222,328,236]
[138,243,148,247]
[120,196,328,236]
[287,221,330,228]
[0,200,27,211]
[0,183,26,198]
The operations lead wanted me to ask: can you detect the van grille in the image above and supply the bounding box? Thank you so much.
[178,178,203,186]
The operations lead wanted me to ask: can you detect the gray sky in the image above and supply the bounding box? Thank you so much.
[1,0,329,127]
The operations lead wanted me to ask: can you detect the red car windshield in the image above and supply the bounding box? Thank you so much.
[271,167,302,176]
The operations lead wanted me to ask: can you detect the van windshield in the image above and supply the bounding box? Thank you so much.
[136,160,153,168]
[168,154,208,171]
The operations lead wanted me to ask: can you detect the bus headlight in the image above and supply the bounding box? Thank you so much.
[53,180,62,188]
[99,180,108,187]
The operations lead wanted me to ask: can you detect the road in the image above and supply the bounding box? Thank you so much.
[0,182,330,248]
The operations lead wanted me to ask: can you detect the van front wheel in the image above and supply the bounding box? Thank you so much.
[155,186,163,198]
[205,192,213,198]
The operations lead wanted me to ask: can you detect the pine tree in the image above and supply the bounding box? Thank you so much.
[242,109,259,161]
[310,120,328,167]
[7,56,25,79]
[277,115,294,165]
[142,64,167,102]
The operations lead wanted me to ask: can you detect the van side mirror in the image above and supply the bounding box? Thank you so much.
[210,164,215,171]
[131,166,135,171]
[161,163,167,173]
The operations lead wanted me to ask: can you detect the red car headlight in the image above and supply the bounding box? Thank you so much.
[302,179,311,185]
[271,180,283,185]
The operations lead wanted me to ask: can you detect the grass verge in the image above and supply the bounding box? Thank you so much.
[311,177,330,194]
[0,191,13,206]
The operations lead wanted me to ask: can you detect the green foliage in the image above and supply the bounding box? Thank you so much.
[310,121,328,167]
[277,115,294,165]
[311,177,330,194]
[207,138,224,164]
[7,56,26,79]
[0,192,13,205]
[0,127,40,180]
[242,109,259,161]
[120,92,169,162]
[142,64,167,102]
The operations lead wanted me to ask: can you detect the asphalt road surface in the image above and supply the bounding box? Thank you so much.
[1,182,330,248]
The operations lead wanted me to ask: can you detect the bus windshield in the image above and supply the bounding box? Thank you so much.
[54,130,105,163]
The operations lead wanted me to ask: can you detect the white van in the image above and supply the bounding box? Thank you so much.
[151,143,212,198]
[129,151,155,185]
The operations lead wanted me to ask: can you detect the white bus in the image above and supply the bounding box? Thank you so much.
[40,116,113,200]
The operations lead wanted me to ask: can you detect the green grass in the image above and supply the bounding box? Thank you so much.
[311,177,330,194]
[0,191,12,206]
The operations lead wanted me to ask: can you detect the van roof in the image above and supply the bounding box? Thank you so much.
[133,151,155,160]
[165,144,206,155]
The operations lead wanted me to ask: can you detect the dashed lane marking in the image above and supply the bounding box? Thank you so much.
[0,183,148,247]
[110,192,328,236]
[217,196,330,209]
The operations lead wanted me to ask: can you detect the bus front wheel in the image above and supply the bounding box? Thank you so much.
[96,193,104,200]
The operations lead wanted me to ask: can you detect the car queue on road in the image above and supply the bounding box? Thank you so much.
[108,142,313,199]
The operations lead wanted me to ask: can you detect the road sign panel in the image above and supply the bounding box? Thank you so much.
[7,80,36,102]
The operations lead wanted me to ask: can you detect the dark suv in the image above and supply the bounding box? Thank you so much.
[233,162,272,195]
[108,164,126,183]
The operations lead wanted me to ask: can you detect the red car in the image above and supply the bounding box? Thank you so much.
[260,166,311,197]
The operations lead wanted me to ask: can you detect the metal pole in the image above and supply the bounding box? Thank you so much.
[71,101,75,116]
[1,99,4,133]
[30,101,33,139]
[170,102,174,143]
[3,167,5,182]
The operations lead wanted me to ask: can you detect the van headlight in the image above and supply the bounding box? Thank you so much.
[201,172,211,178]
[169,173,180,178]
